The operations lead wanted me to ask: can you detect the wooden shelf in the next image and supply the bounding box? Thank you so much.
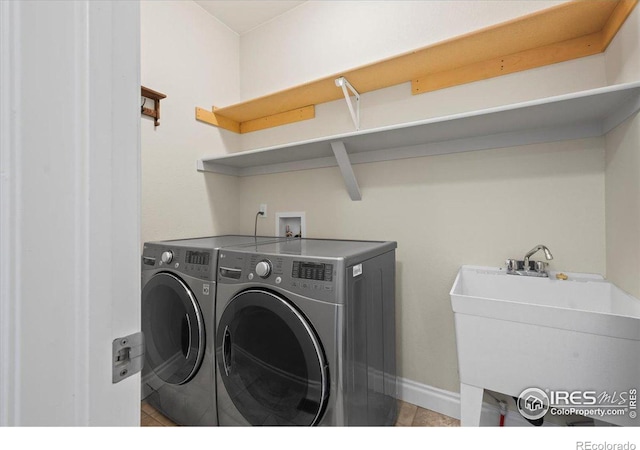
[195,0,637,134]
[141,86,167,127]
[198,82,640,200]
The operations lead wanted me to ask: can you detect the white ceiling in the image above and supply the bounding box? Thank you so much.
[194,1,306,35]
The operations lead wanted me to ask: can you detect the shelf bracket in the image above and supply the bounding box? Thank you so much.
[330,141,362,201]
[335,77,360,130]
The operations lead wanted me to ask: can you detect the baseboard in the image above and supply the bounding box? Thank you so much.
[398,377,463,421]
[397,377,558,427]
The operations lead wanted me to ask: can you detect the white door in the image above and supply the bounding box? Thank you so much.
[0,0,141,425]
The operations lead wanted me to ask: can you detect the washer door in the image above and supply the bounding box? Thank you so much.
[217,289,328,426]
[142,272,205,385]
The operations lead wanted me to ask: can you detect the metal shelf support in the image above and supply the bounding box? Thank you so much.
[335,77,360,130]
[331,141,362,201]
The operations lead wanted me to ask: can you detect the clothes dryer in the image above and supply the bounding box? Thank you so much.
[141,235,283,426]
[215,238,397,426]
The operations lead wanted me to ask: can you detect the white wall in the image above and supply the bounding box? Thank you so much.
[604,7,640,298]
[239,138,606,391]
[235,1,608,392]
[141,0,241,244]
[240,0,563,100]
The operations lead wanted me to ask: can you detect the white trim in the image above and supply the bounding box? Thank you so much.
[0,0,140,426]
[397,377,560,427]
[398,377,462,420]
[0,0,21,426]
[85,0,142,425]
[73,0,91,425]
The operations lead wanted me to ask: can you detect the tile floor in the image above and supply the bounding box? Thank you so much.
[141,400,460,427]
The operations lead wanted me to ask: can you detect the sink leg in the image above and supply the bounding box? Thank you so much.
[460,383,484,426]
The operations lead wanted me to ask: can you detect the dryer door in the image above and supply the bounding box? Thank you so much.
[142,272,205,385]
[216,289,329,426]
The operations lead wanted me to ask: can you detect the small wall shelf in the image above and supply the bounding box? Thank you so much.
[197,82,640,201]
[141,86,167,127]
[195,0,636,134]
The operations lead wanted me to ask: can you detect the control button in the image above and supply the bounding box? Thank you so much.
[161,251,173,264]
[248,273,254,281]
[175,263,179,268]
[275,277,282,285]
[255,260,272,278]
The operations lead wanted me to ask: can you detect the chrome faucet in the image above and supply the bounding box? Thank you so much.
[523,244,553,268]
[506,244,553,277]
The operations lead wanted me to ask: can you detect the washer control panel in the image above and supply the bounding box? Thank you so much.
[142,244,213,280]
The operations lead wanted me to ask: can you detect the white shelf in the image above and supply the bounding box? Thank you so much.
[198,82,640,200]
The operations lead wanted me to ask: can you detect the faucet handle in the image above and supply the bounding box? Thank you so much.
[506,259,517,272]
[534,260,548,273]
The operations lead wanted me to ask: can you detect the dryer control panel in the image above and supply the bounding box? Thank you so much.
[292,261,333,282]
[218,251,339,303]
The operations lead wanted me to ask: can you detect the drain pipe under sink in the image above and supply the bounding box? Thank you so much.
[499,401,507,426]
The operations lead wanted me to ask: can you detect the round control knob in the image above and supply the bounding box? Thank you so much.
[161,251,173,264]
[255,260,272,278]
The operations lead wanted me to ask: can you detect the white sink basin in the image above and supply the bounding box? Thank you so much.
[450,265,640,427]
[451,266,640,340]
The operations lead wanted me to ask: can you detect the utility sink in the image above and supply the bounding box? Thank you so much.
[450,265,640,427]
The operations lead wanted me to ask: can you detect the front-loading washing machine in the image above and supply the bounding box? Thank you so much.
[141,235,284,426]
[215,238,398,426]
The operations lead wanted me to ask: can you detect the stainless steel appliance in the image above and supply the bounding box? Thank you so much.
[215,238,397,426]
[141,235,283,426]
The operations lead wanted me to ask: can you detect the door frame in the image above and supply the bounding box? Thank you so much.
[0,0,141,425]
